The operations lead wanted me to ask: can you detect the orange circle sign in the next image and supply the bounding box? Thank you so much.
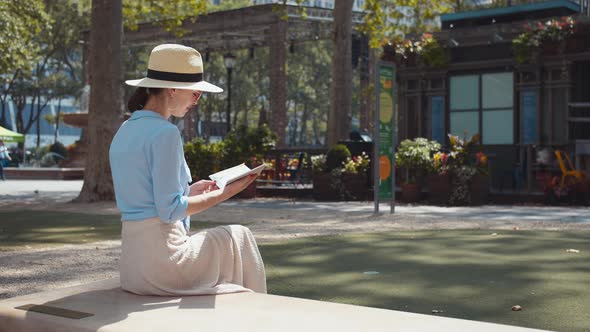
[379,155,391,181]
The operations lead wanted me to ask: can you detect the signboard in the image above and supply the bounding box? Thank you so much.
[374,62,396,213]
[522,90,537,145]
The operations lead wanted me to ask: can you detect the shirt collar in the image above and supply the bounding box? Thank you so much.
[129,110,167,121]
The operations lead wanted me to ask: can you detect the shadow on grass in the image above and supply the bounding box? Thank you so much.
[0,211,246,250]
[260,230,590,332]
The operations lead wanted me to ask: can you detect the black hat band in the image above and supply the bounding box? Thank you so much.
[147,69,203,83]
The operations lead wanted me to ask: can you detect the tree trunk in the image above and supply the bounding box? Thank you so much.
[76,0,123,202]
[36,107,41,148]
[55,98,62,143]
[0,102,5,128]
[299,102,309,145]
[0,72,19,128]
[15,94,25,135]
[359,35,374,134]
[268,18,287,148]
[327,0,354,146]
[312,113,322,145]
[194,104,201,138]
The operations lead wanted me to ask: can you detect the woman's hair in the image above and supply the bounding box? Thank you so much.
[127,87,163,112]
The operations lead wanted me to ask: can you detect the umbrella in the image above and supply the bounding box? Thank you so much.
[0,126,25,143]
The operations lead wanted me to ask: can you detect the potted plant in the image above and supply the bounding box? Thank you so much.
[512,16,576,64]
[312,153,334,201]
[393,33,449,68]
[470,151,490,206]
[446,133,490,206]
[341,152,371,201]
[312,144,350,201]
[420,33,449,68]
[395,138,441,203]
[312,146,371,201]
[427,151,452,205]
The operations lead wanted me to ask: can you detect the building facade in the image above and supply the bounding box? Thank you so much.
[388,0,590,192]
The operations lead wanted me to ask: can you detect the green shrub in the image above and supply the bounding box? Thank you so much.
[184,138,223,181]
[326,144,351,172]
[184,124,276,182]
[220,124,276,169]
[49,141,68,159]
[395,137,440,183]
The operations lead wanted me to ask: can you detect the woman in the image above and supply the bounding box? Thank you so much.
[109,44,266,296]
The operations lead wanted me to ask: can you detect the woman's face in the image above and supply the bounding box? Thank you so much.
[170,89,202,117]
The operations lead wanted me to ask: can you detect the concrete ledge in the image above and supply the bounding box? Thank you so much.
[4,167,84,180]
[0,278,549,332]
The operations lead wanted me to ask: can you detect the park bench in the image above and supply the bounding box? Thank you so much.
[0,278,549,332]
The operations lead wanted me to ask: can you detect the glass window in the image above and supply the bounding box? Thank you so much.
[482,73,513,109]
[483,110,513,144]
[450,75,478,110]
[450,72,514,145]
[450,112,479,138]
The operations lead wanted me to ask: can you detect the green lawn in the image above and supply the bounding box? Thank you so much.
[1,211,589,331]
[261,230,590,332]
[0,211,238,249]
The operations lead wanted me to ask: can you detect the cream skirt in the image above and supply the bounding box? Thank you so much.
[120,218,267,296]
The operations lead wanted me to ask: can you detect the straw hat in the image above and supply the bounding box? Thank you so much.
[125,44,223,93]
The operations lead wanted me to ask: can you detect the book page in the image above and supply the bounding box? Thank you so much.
[209,163,266,190]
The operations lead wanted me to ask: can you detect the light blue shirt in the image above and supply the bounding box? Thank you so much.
[109,110,191,231]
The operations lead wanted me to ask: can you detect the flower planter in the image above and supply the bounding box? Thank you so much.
[541,40,565,56]
[401,183,421,203]
[566,36,586,53]
[342,173,369,201]
[313,173,369,201]
[427,174,451,205]
[396,54,417,68]
[236,181,257,199]
[469,174,490,206]
[312,173,339,201]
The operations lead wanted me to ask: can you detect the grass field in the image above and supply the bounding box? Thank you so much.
[1,211,589,331]
[0,211,236,249]
[261,230,590,332]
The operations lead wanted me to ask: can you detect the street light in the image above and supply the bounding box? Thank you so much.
[223,52,236,134]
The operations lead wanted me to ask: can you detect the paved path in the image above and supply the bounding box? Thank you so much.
[1,180,589,224]
[1,180,590,300]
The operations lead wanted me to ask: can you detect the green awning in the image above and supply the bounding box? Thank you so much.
[441,0,580,24]
[0,126,25,143]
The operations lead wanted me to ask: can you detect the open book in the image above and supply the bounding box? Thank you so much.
[209,163,266,190]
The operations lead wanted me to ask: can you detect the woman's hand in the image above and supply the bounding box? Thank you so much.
[189,180,219,196]
[224,174,258,196]
[185,175,257,217]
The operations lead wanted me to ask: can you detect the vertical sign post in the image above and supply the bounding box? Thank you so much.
[374,62,396,214]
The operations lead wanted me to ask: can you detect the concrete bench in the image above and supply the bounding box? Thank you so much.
[0,278,549,332]
[4,167,84,180]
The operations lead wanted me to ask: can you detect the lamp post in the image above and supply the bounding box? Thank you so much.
[223,52,236,135]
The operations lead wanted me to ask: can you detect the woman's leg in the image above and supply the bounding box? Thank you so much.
[223,225,267,293]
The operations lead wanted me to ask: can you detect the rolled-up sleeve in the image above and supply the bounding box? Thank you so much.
[149,126,188,222]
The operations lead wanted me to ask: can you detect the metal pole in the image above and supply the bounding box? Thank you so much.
[391,68,397,214]
[226,67,232,134]
[374,62,381,214]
